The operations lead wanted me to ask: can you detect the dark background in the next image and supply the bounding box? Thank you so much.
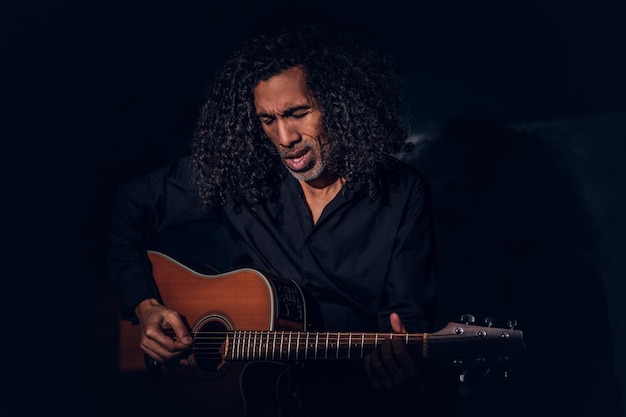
[8,0,625,416]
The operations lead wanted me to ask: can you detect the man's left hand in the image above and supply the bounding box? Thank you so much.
[363,312,417,389]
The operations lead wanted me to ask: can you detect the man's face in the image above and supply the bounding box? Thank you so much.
[253,66,328,182]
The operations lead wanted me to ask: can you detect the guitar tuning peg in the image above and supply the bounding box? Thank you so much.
[460,313,475,325]
[507,319,518,329]
[483,316,495,327]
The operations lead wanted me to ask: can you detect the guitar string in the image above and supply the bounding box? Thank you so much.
[186,332,429,360]
[184,330,519,360]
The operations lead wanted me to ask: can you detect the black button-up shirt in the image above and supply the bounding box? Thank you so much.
[106,155,436,333]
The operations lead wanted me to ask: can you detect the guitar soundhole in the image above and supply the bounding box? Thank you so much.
[189,314,232,380]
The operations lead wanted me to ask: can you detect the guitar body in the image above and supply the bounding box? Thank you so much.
[119,251,308,417]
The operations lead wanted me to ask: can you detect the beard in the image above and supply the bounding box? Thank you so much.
[285,158,327,182]
[278,141,328,182]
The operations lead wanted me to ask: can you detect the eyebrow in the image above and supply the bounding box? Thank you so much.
[257,104,313,118]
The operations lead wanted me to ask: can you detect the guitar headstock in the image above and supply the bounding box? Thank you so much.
[427,314,525,380]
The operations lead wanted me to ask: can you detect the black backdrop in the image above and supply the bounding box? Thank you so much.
[9,1,625,416]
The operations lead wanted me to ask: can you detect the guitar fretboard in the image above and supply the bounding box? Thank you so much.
[223,330,426,361]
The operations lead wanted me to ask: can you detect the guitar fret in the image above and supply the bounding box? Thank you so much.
[238,331,242,359]
[361,333,365,358]
[259,332,263,360]
[315,332,319,360]
[258,331,262,360]
[252,331,256,359]
[245,331,249,359]
[239,331,243,360]
[287,332,292,360]
[246,331,250,359]
[237,332,243,359]
[325,333,329,359]
[264,332,269,360]
[347,333,352,359]
[246,331,249,360]
[272,332,277,361]
[296,332,301,360]
[239,331,244,360]
[248,332,252,360]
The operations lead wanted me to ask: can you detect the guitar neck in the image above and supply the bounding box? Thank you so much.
[197,321,524,371]
[221,331,425,361]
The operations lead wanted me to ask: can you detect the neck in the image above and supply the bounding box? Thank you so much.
[300,172,343,196]
[299,172,345,224]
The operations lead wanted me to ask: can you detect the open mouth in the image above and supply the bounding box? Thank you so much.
[283,148,311,172]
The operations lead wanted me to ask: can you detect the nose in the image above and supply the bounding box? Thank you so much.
[275,119,300,148]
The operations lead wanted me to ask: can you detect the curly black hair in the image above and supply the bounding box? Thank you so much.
[191,24,413,209]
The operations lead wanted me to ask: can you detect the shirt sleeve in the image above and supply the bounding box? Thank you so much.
[104,156,210,322]
[378,173,438,333]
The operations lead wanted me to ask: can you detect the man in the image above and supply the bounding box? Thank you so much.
[106,24,438,416]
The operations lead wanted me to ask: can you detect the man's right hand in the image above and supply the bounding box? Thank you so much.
[134,298,193,366]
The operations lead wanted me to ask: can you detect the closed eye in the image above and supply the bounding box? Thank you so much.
[292,109,313,118]
[258,106,315,125]
[260,116,275,125]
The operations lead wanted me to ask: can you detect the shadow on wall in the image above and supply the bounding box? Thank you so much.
[409,113,623,417]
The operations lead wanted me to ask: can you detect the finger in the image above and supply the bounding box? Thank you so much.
[165,311,193,346]
[389,312,406,333]
[379,340,401,388]
[143,319,187,361]
[381,338,408,385]
[144,321,175,349]
[364,349,390,389]
[140,340,169,364]
[142,329,191,365]
[148,311,191,350]
[364,353,381,389]
[390,337,416,378]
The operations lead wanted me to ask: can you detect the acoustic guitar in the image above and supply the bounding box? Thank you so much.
[118,250,525,416]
